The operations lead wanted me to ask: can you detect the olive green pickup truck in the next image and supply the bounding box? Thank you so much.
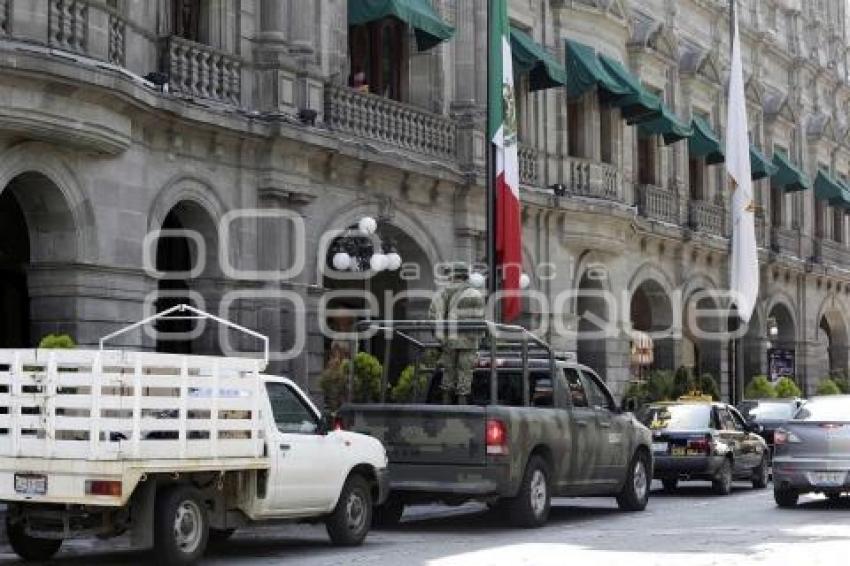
[337,323,653,528]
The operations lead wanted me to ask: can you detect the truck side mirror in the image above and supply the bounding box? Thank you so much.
[317,413,334,435]
[623,397,638,413]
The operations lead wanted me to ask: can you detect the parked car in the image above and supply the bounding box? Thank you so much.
[338,321,654,530]
[737,398,803,459]
[773,395,850,507]
[0,314,388,565]
[638,398,769,495]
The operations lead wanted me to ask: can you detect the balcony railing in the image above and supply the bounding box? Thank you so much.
[162,36,242,105]
[324,86,457,160]
[518,144,539,186]
[688,200,725,237]
[814,238,850,266]
[637,184,679,224]
[108,12,126,66]
[49,0,88,53]
[561,157,620,200]
[770,226,801,257]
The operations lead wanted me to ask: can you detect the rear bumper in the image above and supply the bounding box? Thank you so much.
[653,455,725,480]
[388,462,512,498]
[773,458,850,492]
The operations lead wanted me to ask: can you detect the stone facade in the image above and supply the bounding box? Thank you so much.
[1,0,849,401]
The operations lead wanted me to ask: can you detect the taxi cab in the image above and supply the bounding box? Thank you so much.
[636,394,769,495]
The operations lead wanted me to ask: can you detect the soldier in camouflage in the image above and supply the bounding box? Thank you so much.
[429,262,486,404]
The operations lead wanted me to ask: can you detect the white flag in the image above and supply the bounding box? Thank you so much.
[725,7,758,323]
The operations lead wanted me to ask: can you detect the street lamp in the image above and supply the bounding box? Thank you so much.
[767,317,779,340]
[328,217,402,274]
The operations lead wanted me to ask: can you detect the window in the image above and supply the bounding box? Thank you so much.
[173,0,203,42]
[349,18,405,101]
[580,370,614,411]
[638,135,657,185]
[516,75,531,143]
[689,156,705,200]
[815,198,825,238]
[718,407,740,431]
[265,383,319,434]
[728,407,749,431]
[567,98,583,158]
[600,106,614,164]
[471,370,553,407]
[833,207,844,243]
[770,184,783,227]
[637,404,712,430]
[563,368,588,408]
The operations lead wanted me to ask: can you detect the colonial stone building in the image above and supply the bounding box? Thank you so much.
[1,0,849,400]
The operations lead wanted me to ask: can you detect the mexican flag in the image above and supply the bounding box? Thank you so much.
[488,0,522,322]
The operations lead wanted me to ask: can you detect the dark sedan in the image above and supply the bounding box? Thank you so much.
[773,395,850,507]
[638,400,769,495]
[737,398,802,459]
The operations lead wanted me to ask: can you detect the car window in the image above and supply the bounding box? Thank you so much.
[563,368,588,408]
[637,404,712,430]
[580,370,614,411]
[739,402,795,421]
[471,370,551,407]
[531,374,554,408]
[794,398,850,422]
[265,382,319,434]
[718,407,740,431]
[728,407,749,430]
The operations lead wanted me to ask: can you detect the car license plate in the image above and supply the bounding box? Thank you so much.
[652,442,668,454]
[809,471,846,487]
[671,447,687,457]
[14,474,47,495]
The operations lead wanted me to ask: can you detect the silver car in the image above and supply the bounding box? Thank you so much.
[773,395,850,507]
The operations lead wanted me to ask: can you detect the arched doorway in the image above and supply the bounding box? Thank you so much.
[630,279,674,370]
[819,309,848,376]
[741,308,765,384]
[0,172,80,347]
[577,269,609,379]
[153,201,220,354]
[767,302,796,383]
[682,291,722,382]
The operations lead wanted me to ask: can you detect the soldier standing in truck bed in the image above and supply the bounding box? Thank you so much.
[428,262,486,404]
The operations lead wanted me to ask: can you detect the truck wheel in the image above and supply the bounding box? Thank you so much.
[774,487,799,508]
[752,456,769,489]
[326,474,372,546]
[712,458,733,496]
[372,494,404,528]
[617,451,650,511]
[154,485,209,566]
[661,478,678,492]
[6,519,62,562]
[506,455,551,528]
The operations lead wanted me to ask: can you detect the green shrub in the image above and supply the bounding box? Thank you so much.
[829,371,850,394]
[673,366,694,399]
[774,377,802,399]
[320,352,384,412]
[622,370,677,408]
[697,373,721,401]
[391,365,429,403]
[745,375,776,399]
[38,334,76,349]
[816,378,842,396]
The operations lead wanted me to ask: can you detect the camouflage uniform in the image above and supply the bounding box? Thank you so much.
[429,264,486,400]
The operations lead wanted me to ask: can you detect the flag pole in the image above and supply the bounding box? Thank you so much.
[485,2,498,317]
[728,0,739,405]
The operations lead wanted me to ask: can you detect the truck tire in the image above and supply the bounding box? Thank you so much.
[154,485,209,566]
[505,455,551,528]
[712,458,733,496]
[326,474,372,546]
[617,451,650,511]
[372,494,404,528]
[774,487,799,508]
[752,456,769,489]
[6,519,62,562]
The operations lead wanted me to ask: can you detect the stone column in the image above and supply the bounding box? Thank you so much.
[259,0,288,45]
[288,0,315,54]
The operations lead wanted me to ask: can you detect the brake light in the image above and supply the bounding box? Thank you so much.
[333,416,344,431]
[774,429,802,445]
[486,419,508,455]
[687,436,712,455]
[86,480,122,497]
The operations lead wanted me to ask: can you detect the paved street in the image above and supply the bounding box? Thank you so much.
[2,481,848,566]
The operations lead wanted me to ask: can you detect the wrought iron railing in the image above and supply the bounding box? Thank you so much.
[324,85,457,160]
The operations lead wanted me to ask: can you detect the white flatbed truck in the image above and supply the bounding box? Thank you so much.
[0,306,389,565]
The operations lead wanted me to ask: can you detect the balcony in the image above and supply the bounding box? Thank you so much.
[636,184,679,224]
[562,157,620,200]
[324,86,457,160]
[688,200,725,237]
[518,144,539,187]
[770,226,801,258]
[814,238,850,267]
[162,36,242,105]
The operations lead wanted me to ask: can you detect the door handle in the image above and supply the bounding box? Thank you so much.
[599,422,611,429]
[280,444,291,451]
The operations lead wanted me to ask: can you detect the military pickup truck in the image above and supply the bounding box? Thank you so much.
[337,321,653,528]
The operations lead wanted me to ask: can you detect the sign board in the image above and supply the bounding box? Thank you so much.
[767,348,795,382]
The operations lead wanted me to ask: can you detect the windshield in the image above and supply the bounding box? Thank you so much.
[794,398,850,422]
[638,404,712,431]
[740,402,795,421]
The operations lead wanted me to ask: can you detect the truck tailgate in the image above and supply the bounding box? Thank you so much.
[339,404,487,466]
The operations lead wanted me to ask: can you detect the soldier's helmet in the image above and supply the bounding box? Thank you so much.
[443,261,471,282]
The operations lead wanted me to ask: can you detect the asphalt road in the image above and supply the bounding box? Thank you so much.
[2,481,849,565]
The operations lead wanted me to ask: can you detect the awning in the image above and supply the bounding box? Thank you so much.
[565,40,629,99]
[598,55,662,123]
[773,152,812,192]
[830,180,850,210]
[688,116,725,164]
[750,146,778,181]
[815,170,845,203]
[638,105,693,145]
[510,27,567,91]
[348,0,455,51]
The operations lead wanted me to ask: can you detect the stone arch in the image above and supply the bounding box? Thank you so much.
[816,295,849,375]
[0,142,97,264]
[764,293,798,343]
[628,265,677,371]
[681,274,723,383]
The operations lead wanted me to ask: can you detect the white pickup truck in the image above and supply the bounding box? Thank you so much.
[0,311,388,565]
